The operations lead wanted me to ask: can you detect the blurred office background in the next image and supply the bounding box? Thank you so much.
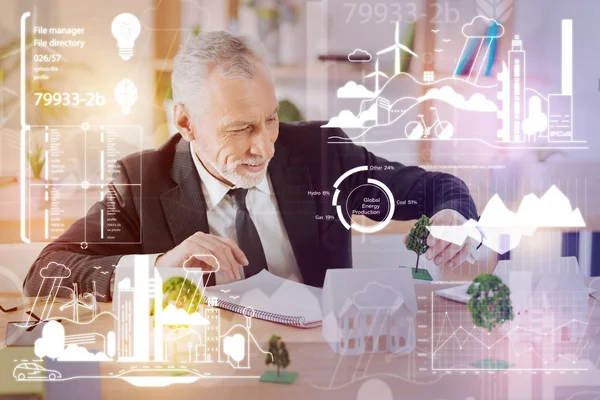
[0,0,599,291]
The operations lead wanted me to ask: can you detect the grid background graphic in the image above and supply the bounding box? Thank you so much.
[431,291,591,371]
[23,124,143,243]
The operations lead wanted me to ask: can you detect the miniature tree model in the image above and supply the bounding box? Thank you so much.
[406,215,430,273]
[265,334,290,376]
[467,273,514,332]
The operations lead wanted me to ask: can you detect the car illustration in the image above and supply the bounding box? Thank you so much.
[13,363,62,380]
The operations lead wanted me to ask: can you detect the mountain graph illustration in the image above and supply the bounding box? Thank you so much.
[427,185,585,254]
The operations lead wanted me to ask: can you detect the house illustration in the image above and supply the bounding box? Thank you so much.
[322,268,417,355]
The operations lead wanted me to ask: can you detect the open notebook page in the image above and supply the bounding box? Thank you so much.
[203,270,322,323]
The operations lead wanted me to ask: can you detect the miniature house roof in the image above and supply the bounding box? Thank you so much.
[323,268,417,317]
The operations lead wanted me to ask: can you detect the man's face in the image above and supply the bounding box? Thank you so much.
[191,63,279,188]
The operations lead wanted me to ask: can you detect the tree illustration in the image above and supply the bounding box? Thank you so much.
[467,273,514,332]
[265,334,290,376]
[406,215,430,272]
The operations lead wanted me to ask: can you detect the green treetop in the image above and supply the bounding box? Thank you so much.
[406,215,430,272]
[265,334,290,376]
[150,276,205,317]
[467,273,514,332]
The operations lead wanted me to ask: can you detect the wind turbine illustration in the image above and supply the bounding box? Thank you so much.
[365,58,388,94]
[59,283,81,322]
[83,281,104,320]
[59,283,94,322]
[377,21,418,76]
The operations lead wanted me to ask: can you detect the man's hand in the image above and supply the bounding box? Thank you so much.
[155,232,248,281]
[404,209,478,270]
[426,209,478,269]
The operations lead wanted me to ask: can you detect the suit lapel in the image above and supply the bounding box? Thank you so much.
[160,138,210,245]
[160,135,317,286]
[268,141,318,284]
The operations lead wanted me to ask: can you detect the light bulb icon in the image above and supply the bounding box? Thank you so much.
[114,79,138,115]
[111,13,141,61]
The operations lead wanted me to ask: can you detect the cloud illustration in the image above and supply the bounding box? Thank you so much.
[34,320,112,362]
[160,304,210,326]
[360,103,378,122]
[353,282,404,311]
[419,86,498,112]
[462,16,505,38]
[337,81,374,99]
[40,262,71,279]
[182,254,220,273]
[348,49,372,62]
[322,110,364,128]
[59,344,112,362]
[321,103,378,129]
[34,320,65,359]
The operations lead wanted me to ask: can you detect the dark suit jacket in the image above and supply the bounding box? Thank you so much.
[24,122,478,300]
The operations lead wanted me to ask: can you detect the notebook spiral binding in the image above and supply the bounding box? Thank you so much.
[207,297,307,327]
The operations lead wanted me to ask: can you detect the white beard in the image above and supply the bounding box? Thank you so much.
[210,158,269,189]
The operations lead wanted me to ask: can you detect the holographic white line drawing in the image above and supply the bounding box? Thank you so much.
[22,262,70,324]
[476,0,514,24]
[404,107,454,140]
[111,13,141,61]
[364,58,388,95]
[19,125,143,244]
[427,185,586,255]
[32,320,113,362]
[348,48,372,63]
[13,362,62,381]
[114,79,138,115]
[377,21,418,76]
[455,16,505,84]
[322,17,587,150]
[332,167,395,233]
[337,81,374,99]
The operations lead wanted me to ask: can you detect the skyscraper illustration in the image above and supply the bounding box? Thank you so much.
[508,35,526,142]
[548,20,574,142]
[116,278,135,360]
[205,308,221,362]
[133,255,150,361]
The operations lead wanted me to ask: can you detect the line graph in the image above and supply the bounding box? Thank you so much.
[431,293,591,371]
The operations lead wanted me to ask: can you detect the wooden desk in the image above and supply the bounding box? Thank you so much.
[2,282,600,400]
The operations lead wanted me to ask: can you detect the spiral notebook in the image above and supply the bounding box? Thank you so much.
[202,270,323,328]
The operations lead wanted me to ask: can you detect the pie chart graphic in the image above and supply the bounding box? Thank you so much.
[332,166,395,233]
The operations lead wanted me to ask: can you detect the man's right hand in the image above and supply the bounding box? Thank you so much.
[155,232,248,281]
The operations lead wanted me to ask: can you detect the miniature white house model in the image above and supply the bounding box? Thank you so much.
[322,268,417,355]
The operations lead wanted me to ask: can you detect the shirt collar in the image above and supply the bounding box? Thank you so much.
[189,142,271,210]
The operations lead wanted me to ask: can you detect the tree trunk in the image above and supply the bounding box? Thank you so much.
[415,254,420,273]
[277,365,280,376]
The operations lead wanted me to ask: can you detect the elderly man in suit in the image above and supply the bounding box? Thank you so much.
[24,31,479,300]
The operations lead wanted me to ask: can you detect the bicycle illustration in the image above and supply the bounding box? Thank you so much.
[404,107,454,139]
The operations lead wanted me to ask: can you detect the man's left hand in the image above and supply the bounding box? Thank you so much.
[416,209,478,269]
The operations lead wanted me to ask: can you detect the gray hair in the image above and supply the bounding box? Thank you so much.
[171,31,270,122]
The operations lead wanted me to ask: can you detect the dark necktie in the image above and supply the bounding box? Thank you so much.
[229,188,268,278]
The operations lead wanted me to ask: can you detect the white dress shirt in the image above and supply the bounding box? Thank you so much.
[189,142,302,285]
[112,143,302,295]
